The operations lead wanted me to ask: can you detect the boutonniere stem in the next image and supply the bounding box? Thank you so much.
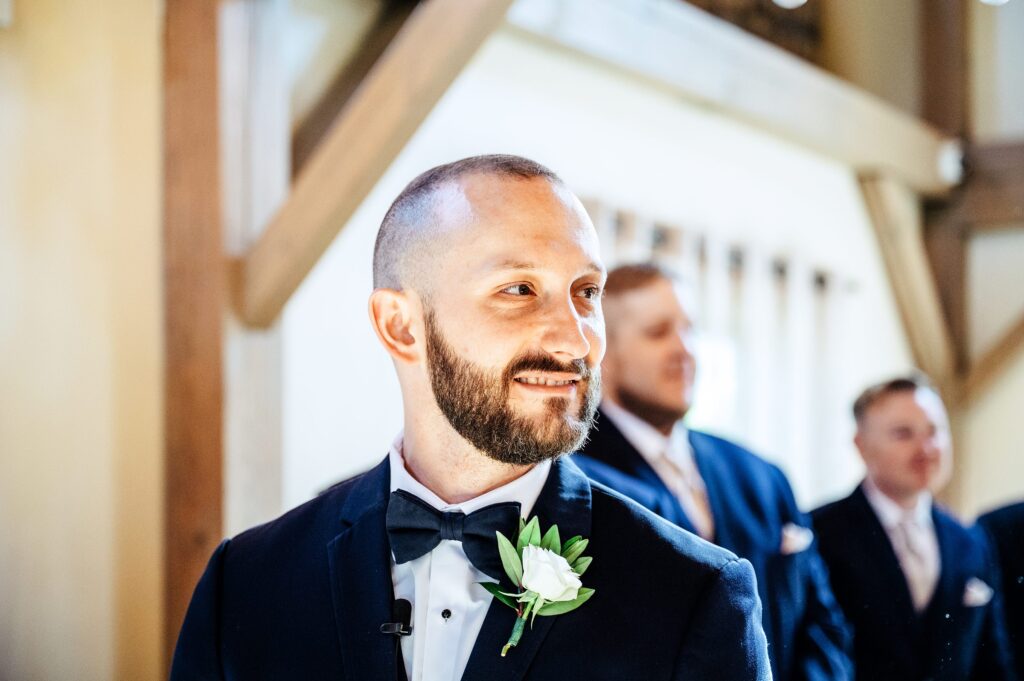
[480,516,595,657]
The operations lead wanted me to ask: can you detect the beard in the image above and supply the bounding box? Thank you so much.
[613,384,687,434]
[424,309,600,466]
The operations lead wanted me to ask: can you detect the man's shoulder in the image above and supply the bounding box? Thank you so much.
[588,477,740,575]
[225,462,385,563]
[691,430,778,474]
[691,430,796,504]
[810,490,859,530]
[978,500,1024,536]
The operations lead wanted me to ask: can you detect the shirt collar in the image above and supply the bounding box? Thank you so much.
[862,477,933,529]
[599,398,693,468]
[387,431,551,517]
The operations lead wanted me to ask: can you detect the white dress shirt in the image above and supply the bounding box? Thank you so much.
[600,400,715,540]
[388,433,551,681]
[862,478,941,612]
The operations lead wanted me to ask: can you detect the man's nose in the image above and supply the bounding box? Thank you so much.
[539,297,591,361]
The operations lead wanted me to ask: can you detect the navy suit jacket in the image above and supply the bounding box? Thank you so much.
[812,486,1017,681]
[170,456,771,680]
[574,410,852,681]
[978,501,1024,681]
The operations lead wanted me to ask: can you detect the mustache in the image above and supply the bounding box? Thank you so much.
[503,352,593,382]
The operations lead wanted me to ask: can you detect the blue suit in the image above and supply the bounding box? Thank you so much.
[812,486,1017,681]
[574,409,852,681]
[977,501,1024,681]
[171,455,771,680]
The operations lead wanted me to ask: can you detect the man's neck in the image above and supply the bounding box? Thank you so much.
[400,416,534,504]
[866,477,927,512]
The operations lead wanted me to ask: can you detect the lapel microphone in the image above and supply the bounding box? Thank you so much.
[380,598,413,636]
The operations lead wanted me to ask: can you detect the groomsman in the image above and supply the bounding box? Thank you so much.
[812,375,1016,681]
[978,501,1024,680]
[572,263,852,681]
[170,156,771,680]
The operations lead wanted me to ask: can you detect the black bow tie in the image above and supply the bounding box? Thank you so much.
[385,489,521,580]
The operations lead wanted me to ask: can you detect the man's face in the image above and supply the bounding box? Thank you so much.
[855,388,953,502]
[421,174,606,465]
[601,278,697,430]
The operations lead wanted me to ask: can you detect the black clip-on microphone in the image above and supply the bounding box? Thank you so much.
[382,599,413,681]
[380,598,413,636]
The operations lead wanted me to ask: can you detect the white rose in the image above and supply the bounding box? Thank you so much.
[521,545,582,602]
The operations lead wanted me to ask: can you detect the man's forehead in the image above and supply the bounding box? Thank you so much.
[870,389,947,423]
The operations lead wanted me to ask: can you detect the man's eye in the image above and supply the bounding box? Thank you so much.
[501,284,533,296]
[579,286,602,300]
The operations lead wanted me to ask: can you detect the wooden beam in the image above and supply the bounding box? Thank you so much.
[920,0,967,137]
[860,175,956,390]
[237,0,513,327]
[953,141,1024,227]
[924,218,969,373]
[291,0,418,176]
[163,0,222,664]
[508,0,962,196]
[963,313,1024,403]
[220,0,289,536]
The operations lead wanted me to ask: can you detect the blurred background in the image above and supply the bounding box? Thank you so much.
[1,0,1022,678]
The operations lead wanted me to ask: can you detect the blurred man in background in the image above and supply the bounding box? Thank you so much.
[978,501,1024,680]
[573,263,852,681]
[812,376,1016,681]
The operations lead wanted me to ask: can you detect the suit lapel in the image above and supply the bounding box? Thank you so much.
[689,433,733,549]
[848,486,923,667]
[327,459,401,681]
[461,457,593,681]
[921,510,963,676]
[589,410,697,534]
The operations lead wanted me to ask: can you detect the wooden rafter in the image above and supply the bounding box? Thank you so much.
[963,313,1024,403]
[508,0,961,196]
[920,0,967,138]
[162,0,222,664]
[236,0,515,327]
[291,0,419,176]
[860,175,956,391]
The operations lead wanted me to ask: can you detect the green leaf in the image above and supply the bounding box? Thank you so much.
[536,588,596,616]
[496,530,523,584]
[572,555,593,576]
[530,596,545,627]
[518,516,527,536]
[560,535,583,555]
[562,538,589,565]
[540,524,561,553]
[480,581,518,610]
[517,517,540,554]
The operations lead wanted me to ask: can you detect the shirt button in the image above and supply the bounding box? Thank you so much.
[441,608,452,621]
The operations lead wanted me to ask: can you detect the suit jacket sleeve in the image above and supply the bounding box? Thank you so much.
[674,557,771,680]
[771,469,854,681]
[971,535,1018,681]
[169,540,230,681]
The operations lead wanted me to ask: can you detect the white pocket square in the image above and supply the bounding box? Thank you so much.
[780,523,814,555]
[963,577,994,607]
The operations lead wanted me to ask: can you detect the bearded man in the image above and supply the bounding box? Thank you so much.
[169,155,770,680]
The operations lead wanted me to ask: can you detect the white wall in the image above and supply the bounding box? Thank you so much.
[0,1,163,679]
[970,0,1024,143]
[281,26,915,512]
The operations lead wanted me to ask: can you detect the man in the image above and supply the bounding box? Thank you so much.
[572,263,853,681]
[170,156,770,680]
[978,501,1024,680]
[812,376,1016,681]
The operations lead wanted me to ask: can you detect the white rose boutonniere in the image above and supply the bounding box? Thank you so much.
[480,516,595,657]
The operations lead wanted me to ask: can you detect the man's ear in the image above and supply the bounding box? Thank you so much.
[368,288,421,364]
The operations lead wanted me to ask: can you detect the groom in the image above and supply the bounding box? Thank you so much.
[170,155,770,680]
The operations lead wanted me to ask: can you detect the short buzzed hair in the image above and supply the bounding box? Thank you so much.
[372,154,562,290]
[604,262,676,298]
[852,373,937,425]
